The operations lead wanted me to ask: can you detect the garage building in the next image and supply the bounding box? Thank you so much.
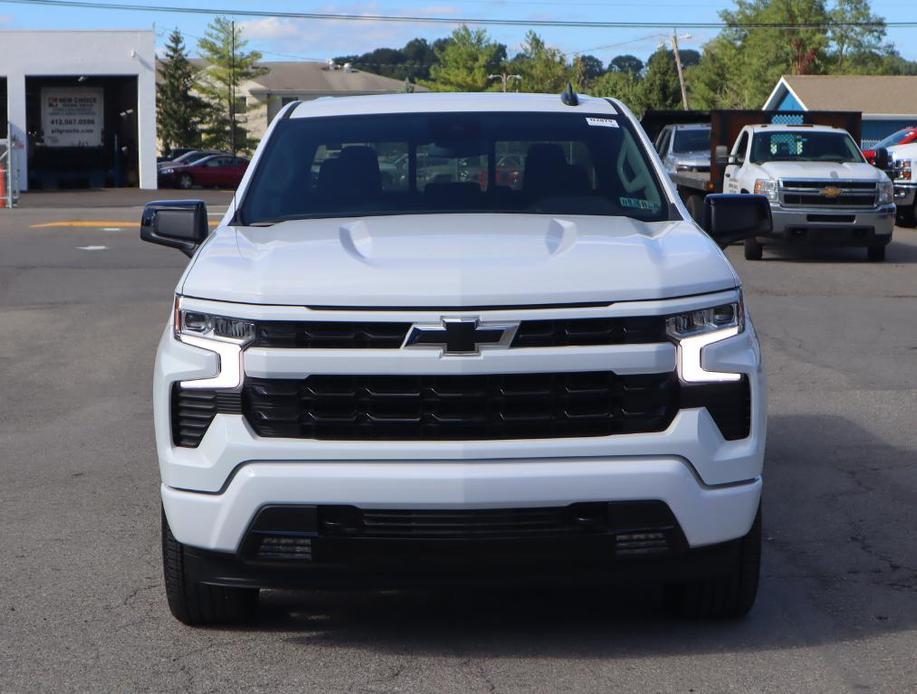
[0,30,157,191]
[764,75,917,148]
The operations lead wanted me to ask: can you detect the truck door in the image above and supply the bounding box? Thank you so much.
[724,131,748,193]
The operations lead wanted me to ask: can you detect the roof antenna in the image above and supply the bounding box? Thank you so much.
[561,82,579,107]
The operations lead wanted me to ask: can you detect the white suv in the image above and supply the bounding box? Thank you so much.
[142,91,770,625]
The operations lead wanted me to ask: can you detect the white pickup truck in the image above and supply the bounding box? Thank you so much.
[886,142,917,227]
[722,124,895,261]
[141,91,771,626]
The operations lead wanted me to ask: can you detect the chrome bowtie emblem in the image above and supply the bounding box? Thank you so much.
[404,318,518,355]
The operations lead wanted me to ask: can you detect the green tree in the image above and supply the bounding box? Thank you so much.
[829,0,885,70]
[639,48,682,110]
[573,54,606,88]
[512,32,571,93]
[609,54,644,76]
[687,38,748,108]
[156,29,206,153]
[196,17,268,154]
[425,26,506,91]
[591,71,644,114]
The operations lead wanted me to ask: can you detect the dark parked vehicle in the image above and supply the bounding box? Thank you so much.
[157,149,222,171]
[158,154,250,190]
[157,147,200,164]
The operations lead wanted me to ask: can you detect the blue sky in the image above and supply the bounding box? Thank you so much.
[0,0,915,64]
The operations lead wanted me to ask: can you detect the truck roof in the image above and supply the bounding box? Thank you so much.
[287,92,622,119]
[745,123,843,133]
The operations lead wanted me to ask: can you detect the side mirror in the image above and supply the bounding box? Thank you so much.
[703,194,772,247]
[874,147,890,171]
[715,145,730,166]
[140,200,209,257]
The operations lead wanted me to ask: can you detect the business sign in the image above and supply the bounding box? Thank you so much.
[41,88,104,148]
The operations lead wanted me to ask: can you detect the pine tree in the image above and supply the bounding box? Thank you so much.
[425,26,506,92]
[156,29,206,154]
[512,32,571,94]
[196,17,268,154]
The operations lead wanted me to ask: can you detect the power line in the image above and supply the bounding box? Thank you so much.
[3,0,917,29]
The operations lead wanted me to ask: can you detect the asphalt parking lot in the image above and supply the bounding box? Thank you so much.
[1,194,915,693]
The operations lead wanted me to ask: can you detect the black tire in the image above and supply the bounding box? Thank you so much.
[178,173,194,190]
[867,245,886,262]
[743,237,763,261]
[664,506,761,619]
[162,509,258,626]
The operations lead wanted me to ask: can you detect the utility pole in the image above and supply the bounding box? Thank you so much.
[671,29,689,110]
[488,72,522,92]
[230,19,236,156]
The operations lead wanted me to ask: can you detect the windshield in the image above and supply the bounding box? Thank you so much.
[750,131,864,164]
[873,128,915,149]
[672,128,710,154]
[238,112,671,225]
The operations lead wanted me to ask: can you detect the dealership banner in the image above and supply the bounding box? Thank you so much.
[41,88,104,147]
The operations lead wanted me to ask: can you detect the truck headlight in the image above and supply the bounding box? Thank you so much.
[878,179,895,205]
[173,297,254,389]
[666,295,744,383]
[175,302,255,344]
[161,168,175,175]
[894,159,912,182]
[753,179,778,203]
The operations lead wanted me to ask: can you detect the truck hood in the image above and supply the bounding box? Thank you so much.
[180,214,738,307]
[889,142,917,160]
[758,161,883,181]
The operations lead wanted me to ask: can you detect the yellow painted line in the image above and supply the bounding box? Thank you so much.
[30,219,220,229]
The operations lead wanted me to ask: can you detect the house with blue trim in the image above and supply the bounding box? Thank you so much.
[763,75,917,147]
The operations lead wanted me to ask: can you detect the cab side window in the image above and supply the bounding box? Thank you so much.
[657,129,672,156]
[733,133,749,165]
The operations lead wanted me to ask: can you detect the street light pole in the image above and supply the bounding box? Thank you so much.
[488,73,522,92]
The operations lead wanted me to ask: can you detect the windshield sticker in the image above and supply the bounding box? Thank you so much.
[585,117,619,128]
[619,197,660,211]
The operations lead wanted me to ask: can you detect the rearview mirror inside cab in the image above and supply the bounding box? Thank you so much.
[703,194,772,248]
[140,200,210,257]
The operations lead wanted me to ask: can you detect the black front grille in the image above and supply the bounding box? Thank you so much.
[781,181,876,208]
[171,387,242,447]
[247,316,668,349]
[242,371,679,441]
[253,321,411,348]
[783,180,876,190]
[683,377,751,441]
[238,501,686,561]
[512,316,666,348]
[172,375,751,446]
[321,504,610,539]
[782,194,874,207]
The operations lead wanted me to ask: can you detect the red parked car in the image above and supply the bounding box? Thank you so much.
[158,154,249,189]
[863,127,917,165]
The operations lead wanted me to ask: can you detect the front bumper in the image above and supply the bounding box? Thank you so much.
[894,182,916,208]
[162,459,762,554]
[155,293,766,556]
[178,500,753,590]
[763,204,895,245]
